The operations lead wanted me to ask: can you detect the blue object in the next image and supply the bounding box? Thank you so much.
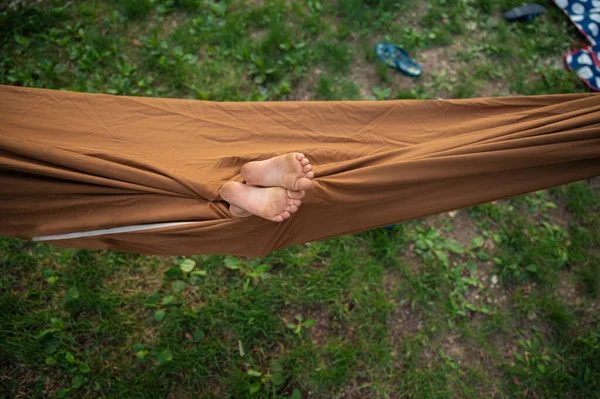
[382,225,395,230]
[375,42,422,78]
[552,0,600,91]
[503,4,547,21]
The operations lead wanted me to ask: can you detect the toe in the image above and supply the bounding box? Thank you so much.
[291,199,302,207]
[285,204,299,213]
[303,164,312,172]
[272,215,284,222]
[219,181,238,202]
[306,171,315,179]
[295,177,313,191]
[287,189,305,199]
[282,211,291,219]
[295,153,304,161]
[301,158,310,166]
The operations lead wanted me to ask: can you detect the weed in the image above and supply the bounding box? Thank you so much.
[223,256,272,291]
[494,220,569,285]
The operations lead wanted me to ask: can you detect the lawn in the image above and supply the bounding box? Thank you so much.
[1,0,599,398]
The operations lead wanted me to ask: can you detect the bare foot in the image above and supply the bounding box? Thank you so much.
[241,153,314,191]
[230,204,251,218]
[220,181,305,222]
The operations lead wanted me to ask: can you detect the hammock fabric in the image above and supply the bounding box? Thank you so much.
[1,85,599,257]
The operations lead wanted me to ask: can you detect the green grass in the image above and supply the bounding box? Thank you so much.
[1,0,599,397]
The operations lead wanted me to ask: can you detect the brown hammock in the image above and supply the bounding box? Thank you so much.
[1,85,599,257]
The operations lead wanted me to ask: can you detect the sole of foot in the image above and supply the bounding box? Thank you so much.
[241,153,314,191]
[220,181,305,222]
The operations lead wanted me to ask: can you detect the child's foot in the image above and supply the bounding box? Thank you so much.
[220,181,305,222]
[241,153,314,191]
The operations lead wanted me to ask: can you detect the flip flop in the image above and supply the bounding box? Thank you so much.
[376,42,422,77]
[503,4,547,21]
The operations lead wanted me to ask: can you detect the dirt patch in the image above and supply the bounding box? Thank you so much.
[349,59,383,99]
[557,272,582,306]
[292,67,322,101]
[558,269,600,329]
[418,43,516,99]
[383,269,403,297]
[104,260,165,296]
[385,263,425,346]
[546,192,572,230]
[124,10,189,42]
[0,363,65,399]
[402,242,424,275]
[384,266,425,348]
[336,383,386,399]
[182,285,207,311]
[441,333,481,366]
[417,46,461,97]
[445,210,479,248]
[166,379,228,399]
[387,299,423,346]
[415,333,503,397]
[245,0,265,6]
[166,387,194,399]
[486,278,510,308]
[477,80,515,98]
[484,312,538,370]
